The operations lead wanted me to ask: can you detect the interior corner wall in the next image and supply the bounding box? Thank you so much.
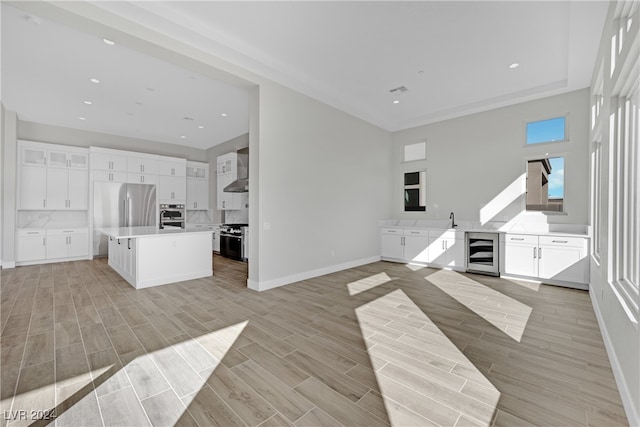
[587,2,639,426]
[1,107,17,268]
[17,120,208,162]
[205,132,250,224]
[391,89,590,227]
[255,81,392,289]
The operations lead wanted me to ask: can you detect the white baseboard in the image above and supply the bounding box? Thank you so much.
[247,256,381,291]
[1,261,16,269]
[590,288,639,427]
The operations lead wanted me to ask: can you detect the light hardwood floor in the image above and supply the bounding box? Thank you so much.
[0,255,628,427]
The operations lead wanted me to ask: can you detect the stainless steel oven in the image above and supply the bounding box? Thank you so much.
[159,204,185,229]
[219,224,247,261]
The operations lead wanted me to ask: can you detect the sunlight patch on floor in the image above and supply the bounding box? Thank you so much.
[347,272,392,296]
[355,289,500,426]
[429,270,532,341]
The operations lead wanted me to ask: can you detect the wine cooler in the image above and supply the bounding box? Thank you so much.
[466,232,500,276]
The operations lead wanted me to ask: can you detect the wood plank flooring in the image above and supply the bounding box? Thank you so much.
[0,255,628,426]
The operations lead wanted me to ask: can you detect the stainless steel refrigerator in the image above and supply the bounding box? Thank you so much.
[93,182,157,257]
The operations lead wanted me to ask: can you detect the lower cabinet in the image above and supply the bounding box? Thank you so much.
[380,228,428,264]
[427,230,465,268]
[504,234,588,285]
[16,228,89,263]
[108,236,137,280]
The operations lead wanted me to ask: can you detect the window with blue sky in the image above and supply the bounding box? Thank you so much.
[526,117,566,144]
[548,157,564,198]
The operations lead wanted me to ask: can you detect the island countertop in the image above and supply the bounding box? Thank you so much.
[96,226,213,239]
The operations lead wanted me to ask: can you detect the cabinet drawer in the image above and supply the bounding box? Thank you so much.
[505,234,538,245]
[429,229,459,240]
[539,236,586,248]
[17,229,46,237]
[47,228,88,236]
[381,227,403,235]
[404,228,428,237]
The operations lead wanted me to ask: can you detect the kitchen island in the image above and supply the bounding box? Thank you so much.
[96,226,213,289]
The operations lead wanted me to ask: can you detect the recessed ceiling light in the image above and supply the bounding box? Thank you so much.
[509,63,520,69]
[392,100,400,104]
[127,112,133,116]
[221,113,228,117]
[79,117,86,121]
[84,100,92,105]
[135,101,143,106]
[25,15,41,25]
[198,125,204,129]
[103,38,115,46]
[90,78,100,84]
[146,87,155,92]
[180,136,186,139]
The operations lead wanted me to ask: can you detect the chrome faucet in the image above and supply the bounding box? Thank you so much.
[449,212,457,228]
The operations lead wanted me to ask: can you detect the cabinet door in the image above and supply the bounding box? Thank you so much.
[216,173,232,209]
[46,235,68,259]
[68,234,89,258]
[69,152,89,169]
[93,170,126,183]
[538,246,586,283]
[127,173,157,185]
[22,146,47,166]
[428,237,447,265]
[193,179,208,209]
[48,150,69,168]
[504,243,538,277]
[159,176,186,203]
[16,234,46,262]
[68,169,88,209]
[46,168,69,210]
[404,235,429,263]
[446,237,465,268]
[20,165,47,209]
[381,234,404,259]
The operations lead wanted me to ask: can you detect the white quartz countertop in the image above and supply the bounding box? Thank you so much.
[380,222,588,238]
[96,226,213,239]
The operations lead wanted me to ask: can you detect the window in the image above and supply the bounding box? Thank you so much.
[609,88,639,324]
[526,116,567,145]
[591,140,603,263]
[526,156,565,212]
[404,141,426,162]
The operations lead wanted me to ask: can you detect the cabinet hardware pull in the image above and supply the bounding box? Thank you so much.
[43,199,46,208]
[538,247,542,258]
[27,231,38,235]
[511,237,524,241]
[128,239,131,250]
[533,247,536,259]
[552,240,568,243]
[43,237,46,246]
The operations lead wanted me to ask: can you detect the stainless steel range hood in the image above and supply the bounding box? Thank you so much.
[223,178,248,192]
[223,151,249,193]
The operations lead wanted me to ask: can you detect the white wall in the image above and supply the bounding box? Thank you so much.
[392,89,590,228]
[251,81,392,289]
[1,107,17,268]
[588,3,639,426]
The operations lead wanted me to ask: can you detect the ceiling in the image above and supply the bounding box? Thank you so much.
[2,1,608,149]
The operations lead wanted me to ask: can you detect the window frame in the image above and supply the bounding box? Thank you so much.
[524,113,570,147]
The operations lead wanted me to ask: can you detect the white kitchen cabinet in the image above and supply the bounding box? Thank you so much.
[186,161,210,210]
[92,170,127,183]
[159,175,186,204]
[216,171,242,210]
[504,234,539,277]
[428,230,465,268]
[186,162,208,179]
[46,166,89,210]
[127,154,158,175]
[91,148,128,172]
[46,229,88,259]
[504,234,588,285]
[216,153,235,175]
[380,228,428,262]
[18,141,88,210]
[19,164,47,209]
[16,229,47,262]
[158,156,186,177]
[126,173,157,185]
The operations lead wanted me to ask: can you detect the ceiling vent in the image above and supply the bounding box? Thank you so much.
[389,86,408,94]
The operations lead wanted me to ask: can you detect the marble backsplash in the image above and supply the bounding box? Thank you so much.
[18,211,88,229]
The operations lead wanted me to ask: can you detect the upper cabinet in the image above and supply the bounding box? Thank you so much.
[90,147,128,182]
[18,141,89,210]
[216,153,236,176]
[186,161,209,210]
[127,153,158,175]
[158,157,187,204]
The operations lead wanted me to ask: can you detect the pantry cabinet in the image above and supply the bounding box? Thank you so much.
[18,141,88,210]
[186,161,210,210]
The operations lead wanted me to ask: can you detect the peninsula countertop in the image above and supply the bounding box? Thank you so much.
[96,226,214,239]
